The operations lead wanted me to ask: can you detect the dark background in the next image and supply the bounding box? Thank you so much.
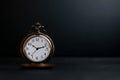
[1,0,120,57]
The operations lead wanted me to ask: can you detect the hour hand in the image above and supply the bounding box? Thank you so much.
[32,45,37,49]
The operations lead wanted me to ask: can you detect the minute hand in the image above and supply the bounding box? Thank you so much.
[36,46,45,50]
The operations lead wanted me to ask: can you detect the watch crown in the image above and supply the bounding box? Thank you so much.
[32,22,41,28]
[32,22,46,33]
[34,22,41,26]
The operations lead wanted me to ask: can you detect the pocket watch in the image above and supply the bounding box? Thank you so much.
[20,22,55,68]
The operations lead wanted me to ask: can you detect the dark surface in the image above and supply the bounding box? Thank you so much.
[1,0,120,57]
[1,57,120,80]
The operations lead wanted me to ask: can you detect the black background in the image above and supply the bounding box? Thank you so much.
[1,0,120,57]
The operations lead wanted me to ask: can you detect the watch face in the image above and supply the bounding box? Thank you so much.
[23,35,52,62]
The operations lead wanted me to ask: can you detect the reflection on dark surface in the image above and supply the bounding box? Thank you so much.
[0,57,120,80]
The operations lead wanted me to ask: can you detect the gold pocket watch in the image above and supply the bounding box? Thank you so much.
[20,22,55,68]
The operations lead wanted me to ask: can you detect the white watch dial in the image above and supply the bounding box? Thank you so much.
[24,36,51,62]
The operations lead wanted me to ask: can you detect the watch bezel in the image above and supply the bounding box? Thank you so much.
[20,32,55,63]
